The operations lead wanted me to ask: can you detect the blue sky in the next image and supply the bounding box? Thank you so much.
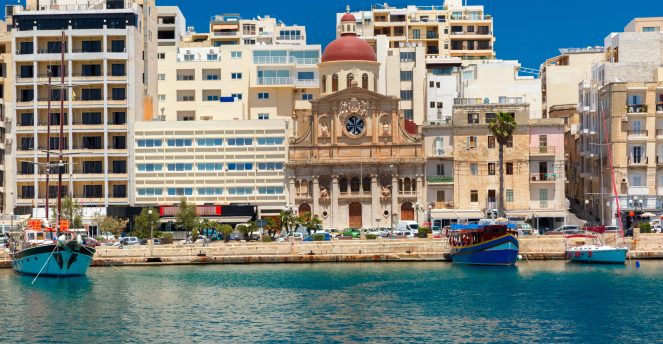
[3,0,661,67]
[154,0,662,68]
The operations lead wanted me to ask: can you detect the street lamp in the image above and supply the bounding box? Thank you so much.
[148,209,154,239]
[427,204,433,226]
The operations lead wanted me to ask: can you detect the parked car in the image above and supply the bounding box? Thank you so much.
[277,232,304,242]
[113,236,140,246]
[140,238,162,245]
[432,230,443,239]
[186,235,210,244]
[83,237,100,247]
[393,230,416,239]
[395,221,420,232]
[304,232,332,241]
[340,228,361,238]
[99,232,116,241]
[516,223,533,236]
[624,227,634,237]
[328,228,342,238]
[545,225,581,235]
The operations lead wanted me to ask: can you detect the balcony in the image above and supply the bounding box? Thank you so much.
[430,147,453,158]
[295,79,319,88]
[213,31,238,37]
[427,176,453,184]
[433,201,454,209]
[530,173,557,183]
[657,156,663,165]
[253,56,294,64]
[627,104,647,114]
[339,191,372,199]
[627,130,648,140]
[657,103,663,112]
[530,146,556,156]
[627,155,648,167]
[257,77,294,86]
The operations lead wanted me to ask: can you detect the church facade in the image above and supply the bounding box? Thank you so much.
[286,13,425,229]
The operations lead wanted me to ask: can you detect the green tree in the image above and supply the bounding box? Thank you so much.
[266,217,281,236]
[133,207,160,239]
[94,213,127,239]
[488,112,517,217]
[55,195,83,228]
[299,212,322,235]
[220,224,234,243]
[176,198,199,238]
[279,209,297,235]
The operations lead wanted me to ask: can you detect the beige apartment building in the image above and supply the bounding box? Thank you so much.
[0,21,11,214]
[133,120,287,218]
[423,103,566,229]
[340,0,494,60]
[7,0,157,219]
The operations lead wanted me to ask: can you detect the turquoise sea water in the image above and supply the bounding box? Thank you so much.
[1,261,662,343]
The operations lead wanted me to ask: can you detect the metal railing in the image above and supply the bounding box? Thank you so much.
[530,173,557,182]
[530,146,556,155]
[427,176,453,183]
[627,130,648,137]
[257,77,294,85]
[627,155,648,165]
[627,104,648,113]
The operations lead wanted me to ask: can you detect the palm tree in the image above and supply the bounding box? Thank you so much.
[488,112,517,217]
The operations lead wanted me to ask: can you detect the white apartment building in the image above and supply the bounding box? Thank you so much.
[425,56,462,123]
[157,6,186,46]
[133,120,287,218]
[339,0,495,60]
[0,21,11,214]
[7,0,156,218]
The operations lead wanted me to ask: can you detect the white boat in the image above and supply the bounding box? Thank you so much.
[564,234,627,264]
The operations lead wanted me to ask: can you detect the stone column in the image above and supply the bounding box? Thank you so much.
[371,174,380,227]
[391,174,399,227]
[288,176,296,205]
[416,174,424,224]
[312,176,320,216]
[331,175,339,228]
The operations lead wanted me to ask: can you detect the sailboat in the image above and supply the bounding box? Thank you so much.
[565,87,628,265]
[9,32,95,277]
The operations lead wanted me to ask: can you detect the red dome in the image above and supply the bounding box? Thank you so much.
[321,35,377,63]
[340,13,356,22]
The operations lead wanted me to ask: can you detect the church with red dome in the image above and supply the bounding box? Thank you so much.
[286,11,425,229]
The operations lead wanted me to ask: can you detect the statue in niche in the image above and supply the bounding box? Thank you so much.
[320,121,330,137]
[381,184,391,199]
[382,120,391,134]
[320,185,330,199]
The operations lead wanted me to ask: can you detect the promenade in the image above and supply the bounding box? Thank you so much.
[2,234,663,268]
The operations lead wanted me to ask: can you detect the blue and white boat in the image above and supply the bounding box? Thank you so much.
[564,234,627,265]
[10,230,95,277]
[448,222,519,266]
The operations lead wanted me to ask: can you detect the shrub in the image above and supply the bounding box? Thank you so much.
[261,235,273,242]
[418,227,432,238]
[365,234,378,240]
[639,222,652,234]
[312,233,325,241]
[160,233,174,244]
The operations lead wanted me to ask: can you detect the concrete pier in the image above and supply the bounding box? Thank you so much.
[2,235,663,268]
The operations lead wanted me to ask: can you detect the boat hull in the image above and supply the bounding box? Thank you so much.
[566,246,627,265]
[12,244,95,277]
[451,234,519,266]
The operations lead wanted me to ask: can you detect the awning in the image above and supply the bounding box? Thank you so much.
[506,210,568,219]
[212,24,238,30]
[159,216,252,224]
[431,210,484,220]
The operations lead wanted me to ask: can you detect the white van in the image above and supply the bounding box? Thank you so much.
[395,221,420,232]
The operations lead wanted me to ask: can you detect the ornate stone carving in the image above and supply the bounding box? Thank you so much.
[381,119,391,135]
[339,98,369,119]
[319,185,331,204]
[380,184,391,202]
[320,120,330,137]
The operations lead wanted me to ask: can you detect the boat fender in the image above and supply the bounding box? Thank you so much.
[77,234,83,245]
[517,255,523,261]
[58,234,67,244]
[636,261,641,268]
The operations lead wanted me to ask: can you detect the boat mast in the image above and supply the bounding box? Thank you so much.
[45,68,52,225]
[56,31,65,237]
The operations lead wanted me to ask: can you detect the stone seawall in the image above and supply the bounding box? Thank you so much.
[2,235,663,268]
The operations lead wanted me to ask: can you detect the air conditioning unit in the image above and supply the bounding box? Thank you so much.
[621,116,628,122]
[4,138,12,145]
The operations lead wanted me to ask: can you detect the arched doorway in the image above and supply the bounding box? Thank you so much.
[401,202,414,221]
[299,203,311,216]
[348,202,362,228]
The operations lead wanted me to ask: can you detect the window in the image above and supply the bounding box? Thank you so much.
[362,73,369,89]
[258,113,269,120]
[167,163,193,171]
[198,188,223,196]
[81,40,102,52]
[231,51,242,58]
[82,112,102,125]
[229,187,253,195]
[470,163,478,175]
[467,136,477,149]
[227,163,253,171]
[158,53,165,59]
[167,139,192,147]
[137,139,162,147]
[206,94,219,101]
[302,93,313,100]
[403,109,413,121]
[257,137,284,145]
[158,74,166,81]
[470,190,478,203]
[111,88,126,100]
[83,185,103,198]
[158,94,166,101]
[436,190,445,202]
[506,162,513,175]
[488,163,496,175]
[485,113,496,123]
[539,135,548,150]
[197,163,223,171]
[168,188,193,196]
[506,136,513,148]
[228,138,253,146]
[400,71,413,81]
[540,189,548,208]
[231,73,242,79]
[297,72,315,80]
[332,74,339,92]
[642,27,659,32]
[137,163,163,172]
[231,93,243,100]
[197,138,223,146]
[436,164,445,176]
[430,102,435,109]
[259,186,284,195]
[468,113,479,124]
[138,188,162,196]
[488,136,495,148]
[429,81,435,88]
[400,90,413,100]
[110,40,125,52]
[258,162,284,170]
[206,54,218,61]
[506,189,514,202]
[630,174,645,186]
[206,74,219,80]
[400,52,416,62]
[258,92,269,99]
